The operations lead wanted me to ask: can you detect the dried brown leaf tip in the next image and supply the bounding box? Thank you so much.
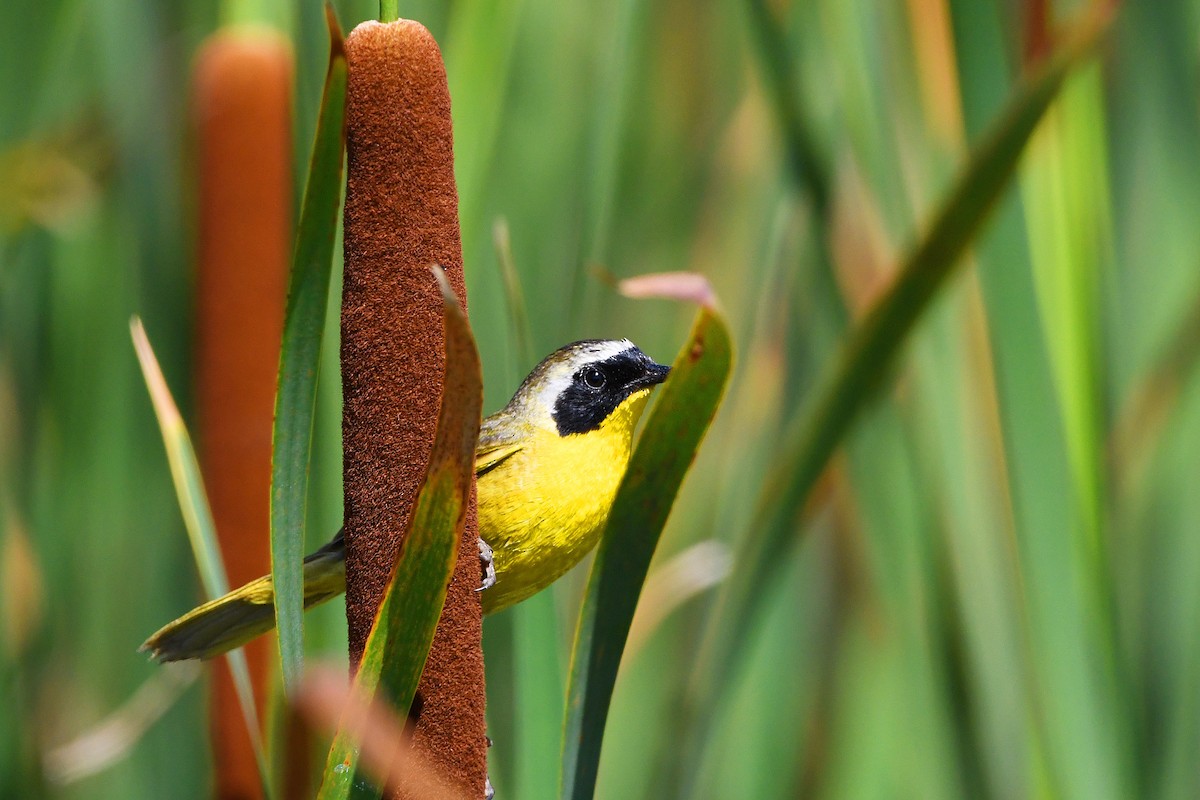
[297,667,471,800]
[619,271,719,309]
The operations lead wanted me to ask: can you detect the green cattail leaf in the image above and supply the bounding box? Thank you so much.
[560,277,732,800]
[130,318,270,794]
[270,5,346,695]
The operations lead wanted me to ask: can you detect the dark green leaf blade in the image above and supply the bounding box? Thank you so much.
[315,267,483,800]
[271,4,347,695]
[559,282,733,800]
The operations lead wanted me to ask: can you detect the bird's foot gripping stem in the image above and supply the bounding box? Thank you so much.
[478,538,496,592]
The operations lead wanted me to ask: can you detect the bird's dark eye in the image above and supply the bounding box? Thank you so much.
[580,365,606,390]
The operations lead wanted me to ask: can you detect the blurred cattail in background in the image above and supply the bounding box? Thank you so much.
[192,21,292,800]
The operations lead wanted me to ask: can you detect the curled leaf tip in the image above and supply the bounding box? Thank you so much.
[130,316,182,429]
[130,317,148,348]
[492,216,510,246]
[618,271,719,309]
[429,264,463,312]
[324,3,345,57]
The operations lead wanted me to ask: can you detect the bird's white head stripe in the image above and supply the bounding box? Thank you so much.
[514,339,637,429]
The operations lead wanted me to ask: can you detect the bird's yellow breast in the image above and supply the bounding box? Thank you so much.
[476,389,652,613]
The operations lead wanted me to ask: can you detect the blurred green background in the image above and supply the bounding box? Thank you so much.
[3,0,1198,798]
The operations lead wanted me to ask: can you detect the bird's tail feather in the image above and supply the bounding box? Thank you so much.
[140,531,347,662]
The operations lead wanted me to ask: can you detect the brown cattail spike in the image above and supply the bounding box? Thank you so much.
[341,19,487,799]
[193,25,293,800]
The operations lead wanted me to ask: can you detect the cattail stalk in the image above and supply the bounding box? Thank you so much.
[340,19,487,799]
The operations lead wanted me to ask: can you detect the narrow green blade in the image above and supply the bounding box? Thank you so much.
[560,275,733,800]
[130,318,270,795]
[315,268,483,800]
[270,4,347,695]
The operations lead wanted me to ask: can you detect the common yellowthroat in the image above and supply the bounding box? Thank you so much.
[142,339,671,662]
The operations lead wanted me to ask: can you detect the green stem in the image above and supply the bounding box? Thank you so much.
[744,0,829,217]
[742,0,849,336]
[220,0,290,31]
[380,0,399,23]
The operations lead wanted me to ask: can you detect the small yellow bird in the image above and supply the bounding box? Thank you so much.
[142,339,670,662]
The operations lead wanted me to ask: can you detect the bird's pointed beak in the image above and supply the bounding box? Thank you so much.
[641,361,671,388]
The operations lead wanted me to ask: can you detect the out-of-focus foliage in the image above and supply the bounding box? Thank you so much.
[3,1,1200,799]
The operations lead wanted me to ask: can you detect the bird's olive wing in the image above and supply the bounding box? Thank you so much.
[475,442,522,476]
[475,413,524,477]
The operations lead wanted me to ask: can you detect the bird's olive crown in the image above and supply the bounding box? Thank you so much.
[548,341,671,436]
